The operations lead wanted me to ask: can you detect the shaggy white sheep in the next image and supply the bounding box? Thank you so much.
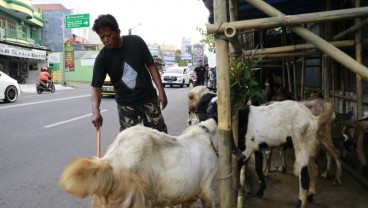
[59,119,219,208]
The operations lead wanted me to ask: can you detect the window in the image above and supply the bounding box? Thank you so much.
[0,16,5,28]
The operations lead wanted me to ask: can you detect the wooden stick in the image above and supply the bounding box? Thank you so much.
[97,127,101,158]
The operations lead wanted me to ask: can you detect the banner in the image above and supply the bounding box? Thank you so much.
[64,38,75,71]
[181,37,192,60]
[0,43,47,60]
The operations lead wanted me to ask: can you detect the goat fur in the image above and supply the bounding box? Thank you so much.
[59,119,219,208]
[342,117,368,177]
[187,86,213,125]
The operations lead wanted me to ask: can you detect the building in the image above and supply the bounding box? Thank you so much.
[0,0,49,83]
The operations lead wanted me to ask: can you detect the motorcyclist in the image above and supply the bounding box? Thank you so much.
[38,67,53,90]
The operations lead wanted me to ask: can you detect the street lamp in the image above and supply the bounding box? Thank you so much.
[128,23,142,35]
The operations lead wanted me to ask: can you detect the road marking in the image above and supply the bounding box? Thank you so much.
[0,95,90,110]
[44,109,108,128]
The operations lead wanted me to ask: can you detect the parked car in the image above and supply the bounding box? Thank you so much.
[161,67,191,88]
[101,75,115,96]
[0,71,20,103]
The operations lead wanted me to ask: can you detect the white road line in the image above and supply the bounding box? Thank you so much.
[44,109,108,128]
[0,95,90,110]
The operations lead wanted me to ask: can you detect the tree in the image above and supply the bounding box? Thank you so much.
[176,49,208,67]
[196,27,215,53]
[176,49,189,66]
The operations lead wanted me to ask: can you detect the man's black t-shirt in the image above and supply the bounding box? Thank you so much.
[194,66,205,85]
[91,35,156,105]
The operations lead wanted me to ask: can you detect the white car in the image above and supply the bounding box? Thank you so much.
[161,67,191,88]
[0,71,20,103]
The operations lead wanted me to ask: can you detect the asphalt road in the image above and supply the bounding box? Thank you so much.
[0,83,192,208]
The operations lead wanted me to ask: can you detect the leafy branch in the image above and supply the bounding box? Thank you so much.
[196,27,215,53]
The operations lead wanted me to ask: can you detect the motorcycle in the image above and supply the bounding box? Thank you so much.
[36,79,55,94]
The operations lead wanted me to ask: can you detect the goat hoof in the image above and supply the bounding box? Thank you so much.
[277,166,286,173]
[321,172,328,179]
[255,190,264,198]
[307,194,315,203]
[333,178,342,186]
[296,199,302,208]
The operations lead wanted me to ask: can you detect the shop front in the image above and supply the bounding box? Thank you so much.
[0,42,49,84]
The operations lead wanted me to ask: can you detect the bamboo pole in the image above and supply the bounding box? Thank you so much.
[355,0,363,119]
[214,0,233,207]
[243,0,368,80]
[225,26,242,57]
[301,57,305,100]
[243,40,364,56]
[332,18,368,41]
[292,57,298,100]
[323,0,332,98]
[252,51,320,59]
[281,27,287,88]
[207,7,368,33]
[228,2,241,206]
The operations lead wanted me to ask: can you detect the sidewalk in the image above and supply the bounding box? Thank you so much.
[19,83,74,93]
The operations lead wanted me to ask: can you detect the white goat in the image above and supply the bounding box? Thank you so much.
[264,98,342,185]
[200,97,333,208]
[59,119,219,208]
[243,100,333,207]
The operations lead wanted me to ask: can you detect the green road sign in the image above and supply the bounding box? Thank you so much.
[65,14,90,28]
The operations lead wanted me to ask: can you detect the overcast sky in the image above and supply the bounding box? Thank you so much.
[31,0,210,48]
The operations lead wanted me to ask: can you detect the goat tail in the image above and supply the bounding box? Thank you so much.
[59,157,114,198]
[317,98,335,131]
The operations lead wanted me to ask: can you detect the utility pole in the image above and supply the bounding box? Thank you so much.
[128,23,142,35]
[61,16,66,86]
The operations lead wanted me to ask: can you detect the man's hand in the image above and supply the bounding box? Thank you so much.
[92,111,103,131]
[158,91,168,110]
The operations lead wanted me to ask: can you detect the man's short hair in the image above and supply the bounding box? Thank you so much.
[92,14,119,32]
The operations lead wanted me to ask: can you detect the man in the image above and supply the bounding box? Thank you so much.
[38,67,52,90]
[194,60,206,86]
[91,14,168,133]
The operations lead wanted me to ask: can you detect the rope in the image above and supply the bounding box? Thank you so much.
[218,172,233,180]
[216,22,224,34]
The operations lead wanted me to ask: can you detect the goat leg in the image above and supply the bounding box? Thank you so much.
[254,151,266,198]
[230,131,246,162]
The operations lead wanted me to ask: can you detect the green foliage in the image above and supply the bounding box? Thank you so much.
[196,27,215,53]
[175,49,189,66]
[229,55,265,112]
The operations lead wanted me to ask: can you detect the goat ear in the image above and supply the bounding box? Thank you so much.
[347,126,356,139]
[188,92,194,100]
[200,119,218,135]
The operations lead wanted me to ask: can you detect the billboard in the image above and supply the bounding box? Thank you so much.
[193,44,204,64]
[181,37,192,60]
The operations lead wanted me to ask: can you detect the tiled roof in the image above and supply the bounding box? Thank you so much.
[33,4,67,10]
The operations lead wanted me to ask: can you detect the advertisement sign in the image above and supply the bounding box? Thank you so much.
[181,37,192,60]
[193,44,204,64]
[64,38,75,71]
[163,50,176,62]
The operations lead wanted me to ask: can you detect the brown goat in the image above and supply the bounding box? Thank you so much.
[342,117,368,177]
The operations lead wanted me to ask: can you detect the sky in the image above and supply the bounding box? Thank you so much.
[30,0,210,48]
